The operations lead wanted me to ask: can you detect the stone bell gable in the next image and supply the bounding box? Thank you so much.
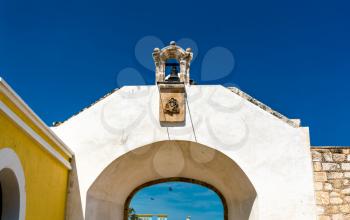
[153,41,193,84]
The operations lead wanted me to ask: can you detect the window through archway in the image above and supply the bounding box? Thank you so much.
[126,179,225,220]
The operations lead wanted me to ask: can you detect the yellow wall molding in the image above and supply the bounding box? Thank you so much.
[0,78,73,157]
[0,100,71,169]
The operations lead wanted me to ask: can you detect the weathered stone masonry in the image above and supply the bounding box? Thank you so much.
[312,147,350,220]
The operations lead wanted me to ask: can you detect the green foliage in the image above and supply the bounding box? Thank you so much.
[128,207,138,220]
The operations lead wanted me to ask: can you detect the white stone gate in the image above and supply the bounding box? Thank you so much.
[53,84,316,220]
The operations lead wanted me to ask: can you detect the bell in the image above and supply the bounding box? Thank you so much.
[166,65,180,82]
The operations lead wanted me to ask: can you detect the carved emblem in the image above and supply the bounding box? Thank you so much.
[164,98,180,115]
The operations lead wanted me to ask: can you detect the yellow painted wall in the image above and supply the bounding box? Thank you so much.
[0,92,70,160]
[0,95,70,220]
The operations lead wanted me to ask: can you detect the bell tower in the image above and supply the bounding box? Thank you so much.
[153,41,193,124]
[153,41,193,84]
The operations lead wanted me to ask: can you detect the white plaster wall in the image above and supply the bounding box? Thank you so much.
[52,85,316,220]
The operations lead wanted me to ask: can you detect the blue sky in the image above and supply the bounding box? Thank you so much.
[0,0,349,145]
[130,182,223,220]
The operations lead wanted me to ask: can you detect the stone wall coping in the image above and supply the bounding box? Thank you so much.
[312,146,350,149]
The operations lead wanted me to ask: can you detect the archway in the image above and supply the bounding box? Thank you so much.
[86,141,257,220]
[0,148,26,220]
[0,168,20,219]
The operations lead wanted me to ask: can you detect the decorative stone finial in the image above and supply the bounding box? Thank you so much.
[170,41,176,46]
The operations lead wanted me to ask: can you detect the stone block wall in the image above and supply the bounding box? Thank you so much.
[311,147,350,220]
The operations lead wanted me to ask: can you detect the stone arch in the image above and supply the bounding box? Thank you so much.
[0,148,26,220]
[86,141,257,220]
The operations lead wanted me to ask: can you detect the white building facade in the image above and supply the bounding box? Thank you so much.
[52,42,317,220]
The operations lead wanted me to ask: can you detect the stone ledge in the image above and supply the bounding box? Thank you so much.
[227,87,300,128]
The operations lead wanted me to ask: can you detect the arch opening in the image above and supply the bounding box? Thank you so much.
[0,168,20,220]
[0,182,2,219]
[86,141,257,220]
[0,182,2,218]
[125,177,227,220]
[0,148,25,220]
[164,59,180,82]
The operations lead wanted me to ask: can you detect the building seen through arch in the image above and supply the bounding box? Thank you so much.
[0,41,349,220]
[134,214,168,220]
